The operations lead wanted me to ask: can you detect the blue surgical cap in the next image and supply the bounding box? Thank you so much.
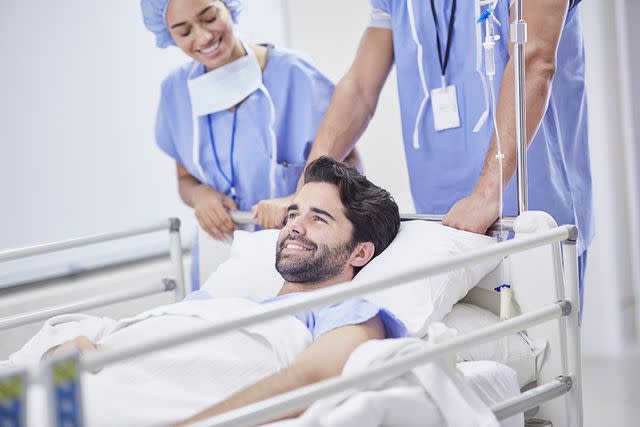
[141,0,244,48]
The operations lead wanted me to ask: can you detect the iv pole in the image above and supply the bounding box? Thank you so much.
[512,0,528,213]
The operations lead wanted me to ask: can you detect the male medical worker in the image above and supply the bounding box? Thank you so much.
[303,0,592,309]
[141,0,347,289]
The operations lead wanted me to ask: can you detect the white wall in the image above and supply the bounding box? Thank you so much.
[0,0,288,357]
[579,0,639,357]
[621,0,640,352]
[0,0,287,288]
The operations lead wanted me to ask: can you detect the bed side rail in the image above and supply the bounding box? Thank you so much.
[84,225,575,372]
[15,224,580,427]
[0,279,177,332]
[0,218,186,330]
[230,211,517,235]
[191,301,574,427]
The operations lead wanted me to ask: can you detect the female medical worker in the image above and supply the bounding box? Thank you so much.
[302,0,592,311]
[141,0,335,289]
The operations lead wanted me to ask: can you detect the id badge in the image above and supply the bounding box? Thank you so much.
[431,85,461,131]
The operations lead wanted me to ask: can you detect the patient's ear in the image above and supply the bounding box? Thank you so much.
[349,242,375,268]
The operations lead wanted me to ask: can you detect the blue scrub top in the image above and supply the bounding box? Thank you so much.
[155,45,335,211]
[370,0,593,254]
[155,46,334,289]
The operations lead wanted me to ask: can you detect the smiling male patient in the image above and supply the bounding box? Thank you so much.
[178,156,404,424]
[44,157,404,426]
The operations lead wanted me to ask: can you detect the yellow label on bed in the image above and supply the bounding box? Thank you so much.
[53,359,78,385]
[0,376,23,401]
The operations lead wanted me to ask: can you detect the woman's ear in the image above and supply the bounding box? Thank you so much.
[349,242,375,268]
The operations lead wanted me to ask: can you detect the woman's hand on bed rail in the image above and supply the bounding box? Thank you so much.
[192,185,238,240]
[251,194,295,230]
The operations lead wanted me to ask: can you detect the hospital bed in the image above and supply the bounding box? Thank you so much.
[0,210,582,427]
[195,211,582,427]
[0,1,582,422]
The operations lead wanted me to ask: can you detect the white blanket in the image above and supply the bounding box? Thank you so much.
[265,338,523,427]
[2,313,117,370]
[10,303,523,427]
[21,298,312,427]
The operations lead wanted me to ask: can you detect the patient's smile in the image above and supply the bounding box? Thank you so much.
[279,237,316,257]
[285,243,310,251]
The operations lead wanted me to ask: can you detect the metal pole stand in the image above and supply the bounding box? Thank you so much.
[512,0,528,213]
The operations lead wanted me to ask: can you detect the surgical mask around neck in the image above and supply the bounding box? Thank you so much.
[187,42,262,116]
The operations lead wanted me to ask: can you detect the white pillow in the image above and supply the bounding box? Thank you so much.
[201,229,282,300]
[201,221,500,336]
[442,303,546,387]
[357,221,501,336]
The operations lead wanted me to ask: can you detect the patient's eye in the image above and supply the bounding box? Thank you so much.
[287,212,298,221]
[313,215,327,224]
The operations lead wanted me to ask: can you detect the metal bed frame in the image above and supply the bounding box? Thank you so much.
[0,1,584,425]
[0,218,187,332]
[0,218,582,427]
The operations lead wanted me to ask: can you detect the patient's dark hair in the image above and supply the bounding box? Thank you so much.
[303,156,400,262]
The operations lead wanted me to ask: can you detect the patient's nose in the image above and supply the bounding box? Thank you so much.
[289,217,306,236]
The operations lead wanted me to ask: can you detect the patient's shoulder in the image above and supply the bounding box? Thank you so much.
[310,298,407,341]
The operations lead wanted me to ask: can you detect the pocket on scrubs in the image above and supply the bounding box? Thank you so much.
[274,161,305,196]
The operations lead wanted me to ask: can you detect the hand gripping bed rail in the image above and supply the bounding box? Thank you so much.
[230,211,517,234]
[0,217,186,303]
[81,224,577,373]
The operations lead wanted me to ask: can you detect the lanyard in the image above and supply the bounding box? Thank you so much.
[206,107,238,200]
[429,0,457,86]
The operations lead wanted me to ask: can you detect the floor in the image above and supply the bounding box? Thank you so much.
[582,355,640,427]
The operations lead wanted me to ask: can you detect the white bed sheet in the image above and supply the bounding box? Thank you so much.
[10,304,525,427]
[459,361,524,427]
[266,358,524,427]
[21,354,523,427]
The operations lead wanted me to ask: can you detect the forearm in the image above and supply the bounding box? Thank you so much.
[344,147,365,173]
[177,173,205,208]
[308,75,378,164]
[177,367,310,426]
[475,57,555,197]
[177,317,385,426]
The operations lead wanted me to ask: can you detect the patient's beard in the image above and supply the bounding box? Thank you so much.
[275,237,355,284]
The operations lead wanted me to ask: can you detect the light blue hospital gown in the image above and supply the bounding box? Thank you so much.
[370,0,592,307]
[155,46,334,290]
[186,290,408,340]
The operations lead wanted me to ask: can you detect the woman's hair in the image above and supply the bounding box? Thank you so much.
[303,156,400,261]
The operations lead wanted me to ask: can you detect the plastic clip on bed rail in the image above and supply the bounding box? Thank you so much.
[169,217,181,233]
[558,299,572,317]
[565,225,578,244]
[0,366,28,427]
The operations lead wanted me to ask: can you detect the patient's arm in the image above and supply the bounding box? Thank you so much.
[176,315,385,426]
[41,336,104,373]
[42,336,99,359]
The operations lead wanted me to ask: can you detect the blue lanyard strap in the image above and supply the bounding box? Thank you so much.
[429,0,457,78]
[206,107,238,199]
